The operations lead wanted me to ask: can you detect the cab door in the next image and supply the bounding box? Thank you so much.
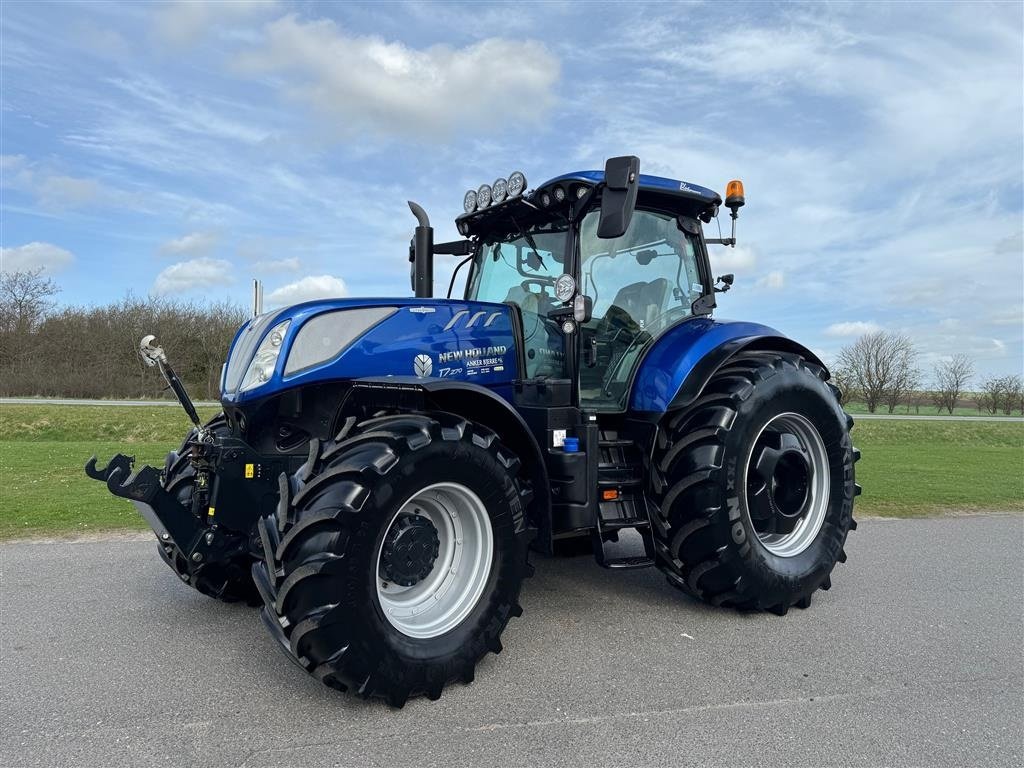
[577,208,707,409]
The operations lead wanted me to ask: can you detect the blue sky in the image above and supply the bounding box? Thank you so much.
[1,0,1022,378]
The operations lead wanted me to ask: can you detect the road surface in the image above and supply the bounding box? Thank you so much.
[1,515,1021,767]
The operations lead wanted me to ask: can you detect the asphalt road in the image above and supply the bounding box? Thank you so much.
[2,515,1022,768]
[2,398,1022,422]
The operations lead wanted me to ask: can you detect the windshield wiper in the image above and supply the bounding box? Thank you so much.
[509,214,546,271]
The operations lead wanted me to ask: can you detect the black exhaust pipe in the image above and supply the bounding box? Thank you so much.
[408,201,433,298]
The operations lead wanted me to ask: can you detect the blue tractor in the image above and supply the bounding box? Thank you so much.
[87,157,859,706]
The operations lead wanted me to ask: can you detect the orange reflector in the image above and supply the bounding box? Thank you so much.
[602,489,620,501]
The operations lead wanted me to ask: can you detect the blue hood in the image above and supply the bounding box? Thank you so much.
[220,298,519,404]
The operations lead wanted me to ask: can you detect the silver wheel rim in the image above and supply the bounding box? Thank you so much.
[742,412,830,558]
[376,482,493,639]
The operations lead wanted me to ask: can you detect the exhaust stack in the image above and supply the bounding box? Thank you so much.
[408,201,434,299]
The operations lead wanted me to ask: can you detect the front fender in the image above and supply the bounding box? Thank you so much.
[629,317,827,414]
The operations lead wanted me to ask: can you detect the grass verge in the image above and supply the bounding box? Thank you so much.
[0,404,1020,539]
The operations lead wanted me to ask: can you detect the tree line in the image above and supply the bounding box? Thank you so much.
[833,330,1023,415]
[1,269,246,400]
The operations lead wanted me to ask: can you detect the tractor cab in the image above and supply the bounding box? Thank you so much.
[454,159,727,411]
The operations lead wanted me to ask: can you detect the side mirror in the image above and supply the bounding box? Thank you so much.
[597,155,640,239]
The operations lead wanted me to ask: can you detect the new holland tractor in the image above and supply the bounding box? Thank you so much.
[87,156,859,706]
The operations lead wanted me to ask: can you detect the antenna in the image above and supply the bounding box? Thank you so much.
[252,279,263,317]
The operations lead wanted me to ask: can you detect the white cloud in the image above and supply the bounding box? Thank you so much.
[989,308,1023,326]
[35,175,102,208]
[824,321,882,337]
[707,245,756,274]
[153,258,234,294]
[235,16,560,139]
[158,232,218,257]
[254,257,301,273]
[0,242,75,273]
[268,275,348,306]
[0,156,105,210]
[153,0,279,46]
[755,270,785,290]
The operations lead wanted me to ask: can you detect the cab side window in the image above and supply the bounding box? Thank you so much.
[578,209,703,407]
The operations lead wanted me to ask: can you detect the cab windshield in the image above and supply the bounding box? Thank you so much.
[466,222,568,379]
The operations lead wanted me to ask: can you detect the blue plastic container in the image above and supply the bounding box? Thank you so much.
[562,437,580,453]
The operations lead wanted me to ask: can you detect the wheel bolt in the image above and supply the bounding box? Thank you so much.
[191,552,203,562]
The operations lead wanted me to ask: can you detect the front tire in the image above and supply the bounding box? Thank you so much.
[253,412,533,706]
[649,352,860,614]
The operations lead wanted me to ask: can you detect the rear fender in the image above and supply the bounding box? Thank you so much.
[629,318,827,415]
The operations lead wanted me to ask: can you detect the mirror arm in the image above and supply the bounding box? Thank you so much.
[433,239,473,256]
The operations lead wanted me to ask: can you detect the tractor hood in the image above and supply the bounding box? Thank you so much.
[220,297,519,404]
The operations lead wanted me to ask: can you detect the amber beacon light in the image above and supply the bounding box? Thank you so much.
[725,179,745,211]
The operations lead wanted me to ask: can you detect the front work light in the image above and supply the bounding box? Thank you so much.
[240,320,291,391]
[477,183,492,208]
[507,171,527,197]
[492,177,508,203]
[464,189,478,213]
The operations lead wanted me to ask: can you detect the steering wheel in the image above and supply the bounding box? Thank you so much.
[516,279,557,343]
[599,305,689,395]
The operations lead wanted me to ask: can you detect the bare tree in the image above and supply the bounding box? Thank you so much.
[884,350,920,414]
[836,331,918,414]
[978,376,1004,415]
[932,354,974,415]
[0,269,61,378]
[1000,375,1022,415]
[0,268,60,333]
[829,365,858,407]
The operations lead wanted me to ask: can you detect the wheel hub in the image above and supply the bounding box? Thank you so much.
[380,513,440,587]
[376,483,495,639]
[744,413,831,557]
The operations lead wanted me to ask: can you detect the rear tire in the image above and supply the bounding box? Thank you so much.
[649,352,860,613]
[157,414,260,605]
[253,412,533,706]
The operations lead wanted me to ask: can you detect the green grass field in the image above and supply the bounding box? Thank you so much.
[843,401,1021,417]
[0,404,1021,539]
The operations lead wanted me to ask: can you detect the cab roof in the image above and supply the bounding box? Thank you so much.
[538,170,721,206]
[455,170,722,238]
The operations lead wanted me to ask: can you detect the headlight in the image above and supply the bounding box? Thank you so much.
[476,183,492,208]
[463,189,477,213]
[284,307,397,376]
[491,177,508,203]
[507,171,526,197]
[240,320,290,391]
